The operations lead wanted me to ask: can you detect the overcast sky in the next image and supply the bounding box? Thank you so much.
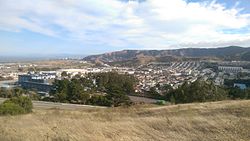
[0,0,250,55]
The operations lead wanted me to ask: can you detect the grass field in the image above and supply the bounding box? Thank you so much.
[0,100,249,141]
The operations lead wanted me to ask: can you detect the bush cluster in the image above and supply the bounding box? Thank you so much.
[166,80,228,104]
[0,96,33,115]
[50,72,135,107]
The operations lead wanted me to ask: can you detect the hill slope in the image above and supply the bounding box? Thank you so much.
[0,100,249,141]
[84,46,250,65]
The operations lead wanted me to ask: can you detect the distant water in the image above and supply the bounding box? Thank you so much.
[0,57,49,63]
[0,54,87,63]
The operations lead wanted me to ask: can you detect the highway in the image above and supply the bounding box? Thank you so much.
[0,80,17,88]
[0,98,106,110]
[0,95,158,110]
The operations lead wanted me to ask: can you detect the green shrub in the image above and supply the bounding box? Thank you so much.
[155,100,166,105]
[6,96,33,113]
[0,102,25,115]
[88,95,111,106]
[0,96,33,115]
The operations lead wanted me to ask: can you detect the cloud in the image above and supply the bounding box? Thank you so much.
[0,0,250,50]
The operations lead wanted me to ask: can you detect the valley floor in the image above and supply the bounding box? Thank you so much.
[0,100,249,141]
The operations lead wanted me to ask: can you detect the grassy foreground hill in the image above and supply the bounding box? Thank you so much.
[0,100,249,141]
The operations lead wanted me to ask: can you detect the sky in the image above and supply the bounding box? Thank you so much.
[0,0,250,56]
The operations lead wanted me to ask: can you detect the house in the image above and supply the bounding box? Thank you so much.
[234,83,247,90]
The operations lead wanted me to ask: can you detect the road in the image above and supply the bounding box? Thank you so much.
[0,98,106,110]
[0,80,16,86]
[0,96,158,110]
[128,95,158,104]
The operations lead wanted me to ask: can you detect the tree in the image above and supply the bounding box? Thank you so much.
[51,79,70,102]
[55,92,68,102]
[94,72,136,94]
[228,87,248,100]
[162,84,173,93]
[106,84,131,107]
[247,89,250,99]
[0,88,28,98]
[0,88,9,98]
[27,91,40,100]
[61,71,68,77]
[166,80,227,104]
[170,95,175,104]
[12,87,25,97]
[49,72,135,107]
[88,95,111,106]
[78,93,90,104]
[147,87,163,99]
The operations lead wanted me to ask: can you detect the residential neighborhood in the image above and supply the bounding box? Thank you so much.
[1,60,250,99]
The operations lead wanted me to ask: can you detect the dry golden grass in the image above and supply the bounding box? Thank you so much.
[0,100,249,141]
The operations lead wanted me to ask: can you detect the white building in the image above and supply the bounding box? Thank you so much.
[218,66,243,73]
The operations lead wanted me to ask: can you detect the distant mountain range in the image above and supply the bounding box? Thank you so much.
[83,46,250,66]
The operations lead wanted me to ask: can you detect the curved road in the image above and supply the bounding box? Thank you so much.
[0,98,106,110]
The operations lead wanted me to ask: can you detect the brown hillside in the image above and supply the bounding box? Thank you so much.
[0,100,249,141]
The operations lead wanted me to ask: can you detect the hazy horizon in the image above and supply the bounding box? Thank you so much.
[1,45,250,59]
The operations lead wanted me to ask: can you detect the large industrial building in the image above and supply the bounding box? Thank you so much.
[18,72,56,92]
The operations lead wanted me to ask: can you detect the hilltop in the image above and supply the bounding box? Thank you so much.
[0,100,249,141]
[83,46,250,66]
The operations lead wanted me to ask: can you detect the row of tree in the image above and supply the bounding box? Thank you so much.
[155,80,250,104]
[0,87,39,100]
[51,72,250,106]
[165,80,228,104]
